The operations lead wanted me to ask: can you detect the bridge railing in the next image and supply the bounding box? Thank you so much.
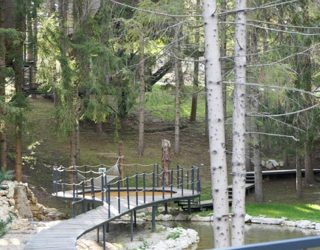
[52,164,201,217]
[221,235,320,250]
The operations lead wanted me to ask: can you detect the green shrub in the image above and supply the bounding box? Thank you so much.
[0,170,14,184]
[166,227,183,240]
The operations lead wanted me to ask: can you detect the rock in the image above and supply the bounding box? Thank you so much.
[282,220,296,227]
[4,181,16,199]
[251,217,284,225]
[315,223,320,231]
[245,214,252,223]
[8,198,15,206]
[157,214,173,221]
[175,213,189,221]
[0,190,8,196]
[14,185,33,219]
[190,214,211,222]
[296,220,315,229]
[0,199,10,222]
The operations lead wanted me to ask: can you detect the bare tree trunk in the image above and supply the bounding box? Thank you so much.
[70,129,77,167]
[96,122,103,133]
[296,151,302,198]
[189,0,200,122]
[161,139,171,185]
[304,142,314,184]
[15,125,22,181]
[220,0,227,119]
[231,0,247,246]
[26,8,35,98]
[48,0,56,14]
[250,28,262,202]
[0,0,7,171]
[174,25,181,155]
[13,0,26,182]
[203,0,230,247]
[138,33,145,157]
[75,120,80,163]
[32,4,38,98]
[118,141,124,183]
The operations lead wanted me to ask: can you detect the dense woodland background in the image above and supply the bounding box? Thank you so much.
[1,0,320,246]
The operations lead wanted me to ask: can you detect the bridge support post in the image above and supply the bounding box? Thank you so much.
[152,205,157,232]
[102,224,106,250]
[134,210,137,227]
[164,203,168,214]
[130,210,134,241]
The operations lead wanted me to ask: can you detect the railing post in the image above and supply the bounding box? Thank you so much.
[191,166,195,195]
[101,174,104,203]
[177,165,180,187]
[135,174,138,206]
[91,178,95,201]
[52,167,56,195]
[186,170,189,189]
[82,181,85,213]
[62,183,65,197]
[162,171,165,199]
[126,177,130,209]
[117,180,121,213]
[107,184,111,218]
[170,169,173,198]
[84,166,87,182]
[152,171,155,201]
[156,164,159,187]
[197,166,201,193]
[72,184,76,202]
[181,168,184,196]
[143,173,146,204]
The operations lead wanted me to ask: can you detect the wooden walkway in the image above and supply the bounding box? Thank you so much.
[25,188,199,250]
[247,168,320,177]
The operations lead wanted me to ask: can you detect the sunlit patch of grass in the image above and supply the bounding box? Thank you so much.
[246,203,320,222]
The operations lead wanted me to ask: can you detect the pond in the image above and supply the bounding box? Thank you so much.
[101,221,320,249]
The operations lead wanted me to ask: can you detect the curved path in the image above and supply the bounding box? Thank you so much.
[25,188,199,250]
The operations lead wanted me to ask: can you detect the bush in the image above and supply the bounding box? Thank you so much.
[0,170,14,184]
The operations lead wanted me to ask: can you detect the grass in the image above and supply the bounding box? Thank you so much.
[246,203,320,222]
[193,203,320,223]
[144,85,206,121]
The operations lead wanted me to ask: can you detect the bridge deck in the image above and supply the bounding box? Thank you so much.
[25,188,199,250]
[247,168,320,176]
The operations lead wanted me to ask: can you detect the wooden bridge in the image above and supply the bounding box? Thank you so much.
[25,164,201,250]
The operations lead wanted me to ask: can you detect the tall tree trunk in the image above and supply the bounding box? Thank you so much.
[32,4,38,98]
[48,0,56,14]
[203,0,230,247]
[304,142,314,184]
[0,0,7,171]
[13,0,26,182]
[70,128,77,167]
[190,10,200,122]
[189,0,200,122]
[174,25,181,155]
[75,119,80,163]
[296,151,302,198]
[138,33,145,157]
[250,28,263,202]
[27,8,36,98]
[231,0,247,246]
[220,0,227,119]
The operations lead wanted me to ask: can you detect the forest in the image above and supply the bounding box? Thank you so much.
[1,0,320,249]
